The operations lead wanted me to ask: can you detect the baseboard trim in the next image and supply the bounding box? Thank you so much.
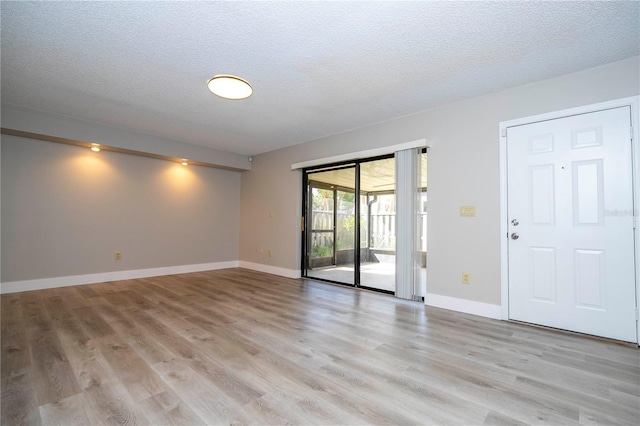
[425,293,501,320]
[238,261,301,279]
[0,261,240,294]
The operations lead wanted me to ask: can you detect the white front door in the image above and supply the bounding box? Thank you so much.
[507,106,637,342]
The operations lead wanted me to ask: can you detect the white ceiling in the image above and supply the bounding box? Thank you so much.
[1,1,638,156]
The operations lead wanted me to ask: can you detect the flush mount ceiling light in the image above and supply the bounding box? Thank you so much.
[207,75,253,100]
[90,144,101,152]
[181,160,189,166]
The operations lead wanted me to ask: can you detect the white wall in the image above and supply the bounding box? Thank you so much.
[239,57,640,306]
[1,135,241,286]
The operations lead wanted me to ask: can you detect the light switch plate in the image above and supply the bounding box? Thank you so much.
[460,206,476,217]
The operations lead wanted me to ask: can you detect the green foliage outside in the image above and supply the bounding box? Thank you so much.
[310,187,369,257]
[311,245,333,258]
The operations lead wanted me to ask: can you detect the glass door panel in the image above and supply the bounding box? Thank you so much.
[359,158,396,292]
[305,166,356,285]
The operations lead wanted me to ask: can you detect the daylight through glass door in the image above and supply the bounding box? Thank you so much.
[304,165,357,285]
[302,152,427,295]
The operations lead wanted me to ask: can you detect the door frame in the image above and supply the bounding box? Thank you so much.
[499,96,640,344]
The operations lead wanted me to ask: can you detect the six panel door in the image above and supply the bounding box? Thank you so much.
[507,107,636,342]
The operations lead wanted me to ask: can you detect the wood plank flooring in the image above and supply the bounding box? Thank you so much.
[1,268,639,425]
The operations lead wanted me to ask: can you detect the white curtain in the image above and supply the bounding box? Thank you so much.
[395,148,423,300]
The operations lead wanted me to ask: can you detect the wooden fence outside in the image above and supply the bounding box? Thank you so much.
[311,211,427,254]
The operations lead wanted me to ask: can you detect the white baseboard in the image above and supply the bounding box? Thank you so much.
[0,262,497,323]
[238,261,301,279]
[0,261,240,294]
[425,293,502,320]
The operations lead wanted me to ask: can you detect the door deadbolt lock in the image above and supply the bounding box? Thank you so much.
[511,233,519,240]
[511,219,519,226]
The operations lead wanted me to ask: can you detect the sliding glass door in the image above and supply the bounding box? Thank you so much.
[303,156,396,292]
[302,151,427,297]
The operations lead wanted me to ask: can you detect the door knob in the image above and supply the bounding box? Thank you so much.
[511,233,519,240]
[511,219,519,226]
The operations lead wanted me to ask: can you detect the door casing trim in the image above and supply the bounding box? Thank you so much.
[499,96,640,344]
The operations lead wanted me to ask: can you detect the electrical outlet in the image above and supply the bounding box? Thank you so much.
[115,251,122,261]
[462,272,471,284]
[268,250,272,257]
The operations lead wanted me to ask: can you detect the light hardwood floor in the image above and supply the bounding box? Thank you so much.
[1,268,639,425]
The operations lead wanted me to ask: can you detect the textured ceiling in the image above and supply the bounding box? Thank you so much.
[1,1,639,156]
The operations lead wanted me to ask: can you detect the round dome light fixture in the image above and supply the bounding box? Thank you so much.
[207,75,253,100]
